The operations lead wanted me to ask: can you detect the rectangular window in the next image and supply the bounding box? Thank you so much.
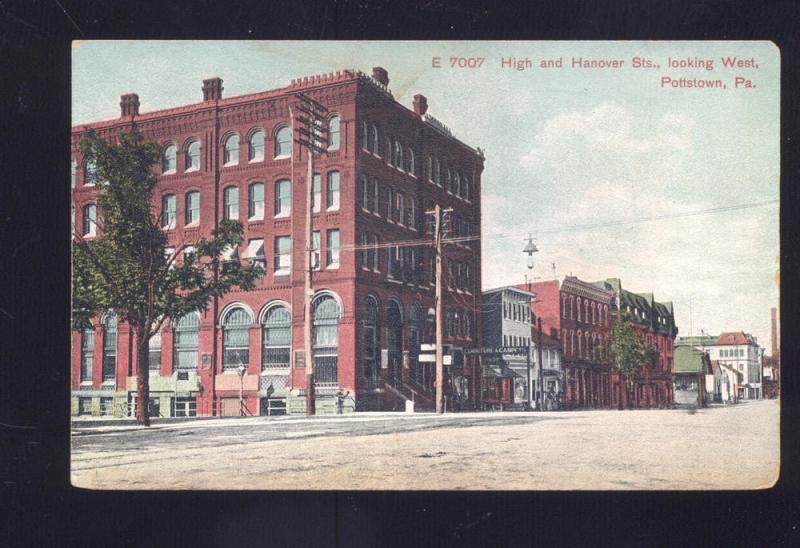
[275,180,291,217]
[224,187,239,221]
[386,188,393,221]
[103,329,116,382]
[326,171,340,211]
[312,231,320,270]
[326,229,340,267]
[249,183,265,220]
[161,194,177,229]
[361,233,369,269]
[174,396,197,417]
[78,397,92,415]
[80,329,94,382]
[361,177,370,210]
[274,236,291,275]
[396,192,404,225]
[185,191,200,225]
[373,180,380,214]
[246,238,265,269]
[372,235,380,271]
[312,173,321,213]
[148,332,161,371]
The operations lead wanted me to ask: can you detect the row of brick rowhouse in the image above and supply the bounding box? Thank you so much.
[71,67,485,417]
[511,276,678,410]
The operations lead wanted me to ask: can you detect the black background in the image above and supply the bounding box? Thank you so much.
[0,1,798,545]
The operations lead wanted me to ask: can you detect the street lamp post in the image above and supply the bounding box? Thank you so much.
[523,234,539,408]
[237,364,246,417]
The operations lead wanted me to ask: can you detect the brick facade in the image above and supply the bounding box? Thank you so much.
[71,67,484,417]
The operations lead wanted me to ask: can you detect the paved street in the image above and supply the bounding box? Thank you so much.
[71,399,779,490]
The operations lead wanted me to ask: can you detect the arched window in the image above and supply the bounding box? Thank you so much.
[385,138,393,165]
[223,134,239,166]
[262,305,291,369]
[463,175,471,201]
[577,298,582,321]
[362,296,380,386]
[162,143,177,174]
[102,313,117,381]
[427,156,433,182]
[561,295,567,318]
[406,148,415,175]
[445,168,452,193]
[591,302,596,325]
[585,301,589,323]
[313,294,341,385]
[71,160,77,188]
[83,204,97,236]
[464,312,472,339]
[185,140,201,171]
[85,159,98,186]
[570,296,575,319]
[373,178,380,213]
[327,115,340,151]
[371,125,379,154]
[454,172,461,197]
[222,308,251,371]
[394,141,403,168]
[408,197,416,228]
[275,126,292,158]
[80,327,94,382]
[223,186,239,221]
[161,194,177,229]
[577,330,583,357]
[248,182,265,220]
[433,158,441,186]
[249,129,265,162]
[173,313,199,370]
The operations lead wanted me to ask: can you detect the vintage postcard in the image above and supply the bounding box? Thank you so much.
[70,41,779,490]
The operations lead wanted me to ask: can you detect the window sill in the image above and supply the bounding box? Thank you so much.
[274,213,291,220]
[248,158,265,164]
[326,207,340,213]
[274,270,291,277]
[185,222,200,228]
[326,264,340,270]
[248,217,265,223]
[185,167,200,174]
[274,155,291,161]
[222,163,239,168]
[162,170,177,176]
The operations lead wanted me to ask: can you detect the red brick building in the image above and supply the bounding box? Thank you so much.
[524,277,615,409]
[593,278,678,408]
[71,67,484,417]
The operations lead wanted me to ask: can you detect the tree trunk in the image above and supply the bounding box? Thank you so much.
[135,326,151,427]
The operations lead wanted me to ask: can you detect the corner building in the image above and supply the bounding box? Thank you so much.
[71,67,484,417]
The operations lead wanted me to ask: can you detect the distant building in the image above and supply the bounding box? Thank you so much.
[710,360,741,404]
[480,286,564,410]
[524,277,614,410]
[480,286,535,408]
[673,346,712,408]
[714,332,763,400]
[592,278,678,408]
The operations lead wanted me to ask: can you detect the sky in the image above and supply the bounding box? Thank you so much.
[73,41,780,350]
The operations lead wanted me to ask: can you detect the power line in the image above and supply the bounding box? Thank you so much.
[340,199,777,252]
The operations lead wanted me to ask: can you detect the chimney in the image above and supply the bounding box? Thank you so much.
[771,307,779,357]
[202,77,224,101]
[371,66,389,86]
[120,93,140,118]
[413,94,428,116]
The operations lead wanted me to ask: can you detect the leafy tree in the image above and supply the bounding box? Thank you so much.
[608,319,652,409]
[72,130,263,426]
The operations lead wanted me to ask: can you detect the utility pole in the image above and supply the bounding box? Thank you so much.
[537,316,544,411]
[292,92,328,416]
[434,204,444,414]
